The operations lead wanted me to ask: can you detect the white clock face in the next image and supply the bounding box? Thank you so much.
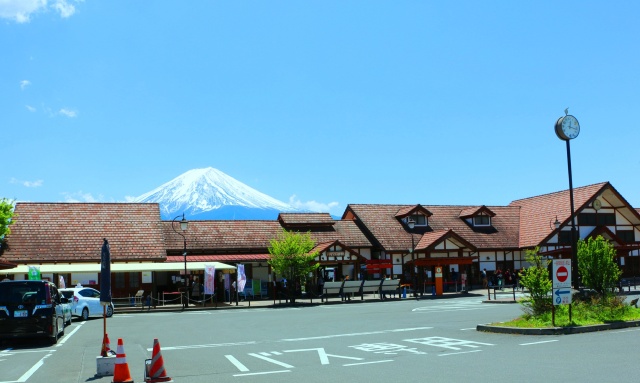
[561,115,580,139]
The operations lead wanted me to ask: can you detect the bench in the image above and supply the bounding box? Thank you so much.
[322,281,344,303]
[341,280,361,301]
[380,279,401,299]
[360,280,384,299]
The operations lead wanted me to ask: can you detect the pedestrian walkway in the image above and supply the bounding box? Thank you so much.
[114,288,493,315]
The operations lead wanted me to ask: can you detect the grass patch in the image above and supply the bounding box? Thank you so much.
[493,296,640,328]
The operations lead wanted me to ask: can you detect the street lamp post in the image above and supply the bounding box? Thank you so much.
[407,218,417,299]
[172,213,188,308]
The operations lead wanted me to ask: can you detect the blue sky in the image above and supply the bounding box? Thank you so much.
[2,1,639,217]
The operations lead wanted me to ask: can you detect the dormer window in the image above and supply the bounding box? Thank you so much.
[473,215,491,227]
[408,214,427,226]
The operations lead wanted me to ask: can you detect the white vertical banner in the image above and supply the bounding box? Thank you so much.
[204,265,216,294]
[237,264,247,292]
[58,275,66,289]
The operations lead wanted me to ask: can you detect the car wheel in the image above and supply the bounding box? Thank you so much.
[49,321,58,345]
[81,307,89,321]
[106,305,114,317]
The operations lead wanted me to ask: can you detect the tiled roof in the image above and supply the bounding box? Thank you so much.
[163,221,282,252]
[0,259,17,270]
[459,205,496,218]
[5,203,166,263]
[166,254,270,262]
[344,204,521,252]
[509,182,608,248]
[278,213,335,226]
[416,229,477,252]
[394,204,432,218]
[163,219,372,254]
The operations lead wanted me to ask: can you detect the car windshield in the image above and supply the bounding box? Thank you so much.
[0,282,46,305]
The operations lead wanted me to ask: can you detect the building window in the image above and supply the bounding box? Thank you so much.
[558,231,573,245]
[617,230,635,243]
[578,213,616,226]
[409,214,427,226]
[115,273,125,289]
[473,215,491,226]
[129,272,139,288]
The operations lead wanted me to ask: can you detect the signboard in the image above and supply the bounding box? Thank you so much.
[552,259,571,289]
[435,267,442,278]
[553,288,572,305]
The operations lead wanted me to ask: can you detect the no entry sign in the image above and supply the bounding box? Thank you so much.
[553,259,571,289]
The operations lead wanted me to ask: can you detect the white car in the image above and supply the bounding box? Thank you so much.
[60,286,114,320]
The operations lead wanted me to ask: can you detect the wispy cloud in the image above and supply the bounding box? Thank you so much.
[20,80,31,90]
[288,195,341,215]
[25,105,36,112]
[0,0,79,23]
[10,178,44,188]
[61,191,103,203]
[59,108,77,118]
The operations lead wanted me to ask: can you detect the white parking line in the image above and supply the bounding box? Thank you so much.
[520,340,559,346]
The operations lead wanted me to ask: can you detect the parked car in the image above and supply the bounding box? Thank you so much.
[60,286,114,320]
[0,280,67,344]
[59,296,72,326]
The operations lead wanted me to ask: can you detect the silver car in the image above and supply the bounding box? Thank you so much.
[60,286,114,320]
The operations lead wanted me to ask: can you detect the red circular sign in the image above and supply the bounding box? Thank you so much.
[556,266,568,282]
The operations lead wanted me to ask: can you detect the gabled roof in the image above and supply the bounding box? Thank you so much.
[6,203,167,263]
[508,182,636,248]
[344,204,520,252]
[584,226,623,246]
[278,213,335,227]
[394,204,432,219]
[459,205,496,218]
[415,229,477,252]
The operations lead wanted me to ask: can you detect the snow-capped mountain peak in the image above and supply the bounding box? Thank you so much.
[134,167,298,220]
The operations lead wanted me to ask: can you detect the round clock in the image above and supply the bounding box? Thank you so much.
[593,199,602,211]
[555,115,580,140]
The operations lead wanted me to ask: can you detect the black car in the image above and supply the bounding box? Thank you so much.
[0,280,67,344]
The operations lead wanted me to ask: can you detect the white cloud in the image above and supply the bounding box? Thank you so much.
[20,80,31,90]
[25,105,36,112]
[59,108,77,118]
[0,0,78,23]
[288,195,341,215]
[62,191,103,203]
[10,178,43,188]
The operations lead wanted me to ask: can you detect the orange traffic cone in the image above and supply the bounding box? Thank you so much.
[101,333,113,357]
[145,338,173,382]
[112,338,134,383]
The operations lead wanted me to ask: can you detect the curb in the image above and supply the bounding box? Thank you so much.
[477,320,640,335]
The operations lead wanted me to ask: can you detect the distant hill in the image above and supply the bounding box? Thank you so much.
[133,167,302,220]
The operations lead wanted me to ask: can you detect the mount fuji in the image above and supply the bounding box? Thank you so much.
[133,167,302,220]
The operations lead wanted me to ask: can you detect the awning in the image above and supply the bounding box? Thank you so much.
[413,257,478,267]
[4,261,236,274]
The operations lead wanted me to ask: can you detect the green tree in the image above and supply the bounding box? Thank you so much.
[577,235,622,296]
[0,198,15,255]
[268,229,319,302]
[519,247,552,316]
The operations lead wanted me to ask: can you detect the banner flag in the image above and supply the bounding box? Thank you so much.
[237,264,247,292]
[204,265,216,294]
[58,275,66,289]
[28,266,41,280]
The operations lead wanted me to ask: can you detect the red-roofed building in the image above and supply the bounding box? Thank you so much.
[2,182,639,298]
